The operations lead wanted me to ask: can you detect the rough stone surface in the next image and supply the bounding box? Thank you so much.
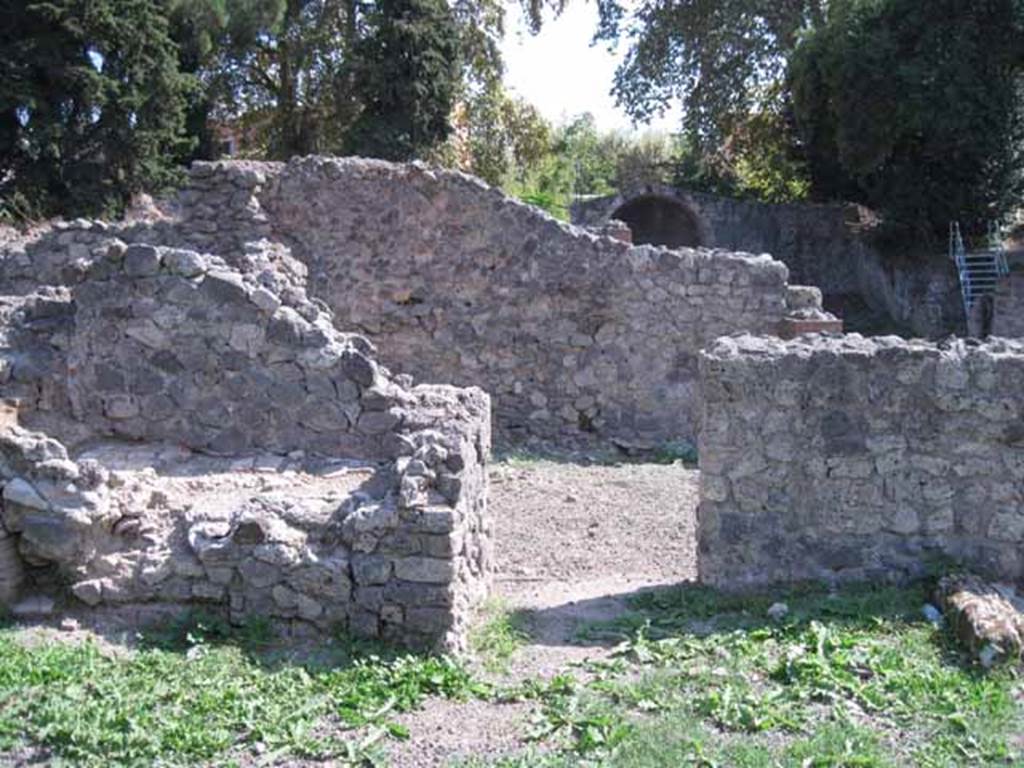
[936,573,1024,666]
[697,333,1024,586]
[574,185,966,337]
[0,205,492,650]
[0,157,805,449]
[993,252,1024,338]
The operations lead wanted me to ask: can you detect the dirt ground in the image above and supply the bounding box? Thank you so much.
[385,458,700,767]
[2,456,700,768]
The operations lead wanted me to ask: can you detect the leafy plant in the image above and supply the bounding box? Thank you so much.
[0,0,193,220]
[470,598,531,674]
[0,617,484,766]
[789,0,1024,243]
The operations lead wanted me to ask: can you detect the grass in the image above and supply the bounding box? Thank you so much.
[0,611,486,767]
[470,581,1024,767]
[470,598,531,674]
[1,583,1021,767]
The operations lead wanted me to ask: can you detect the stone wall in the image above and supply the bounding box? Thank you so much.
[697,334,1024,586]
[573,186,965,338]
[993,252,1024,338]
[0,237,492,649]
[253,159,791,448]
[1,158,803,449]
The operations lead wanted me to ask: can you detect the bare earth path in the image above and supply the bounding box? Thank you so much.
[385,459,700,767]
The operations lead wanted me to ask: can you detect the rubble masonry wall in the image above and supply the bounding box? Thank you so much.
[698,334,1024,586]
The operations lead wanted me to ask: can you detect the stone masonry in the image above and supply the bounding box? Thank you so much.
[1,157,820,450]
[0,229,491,650]
[574,184,966,338]
[698,334,1024,587]
[993,251,1024,338]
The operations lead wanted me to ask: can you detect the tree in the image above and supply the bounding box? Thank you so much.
[0,0,192,220]
[789,0,1024,241]
[164,0,512,161]
[446,86,550,186]
[594,0,825,151]
[165,0,230,161]
[207,0,361,158]
[346,0,461,161]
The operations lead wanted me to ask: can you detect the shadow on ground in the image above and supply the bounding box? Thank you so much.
[508,578,942,650]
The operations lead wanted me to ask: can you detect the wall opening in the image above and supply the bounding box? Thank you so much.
[611,196,703,248]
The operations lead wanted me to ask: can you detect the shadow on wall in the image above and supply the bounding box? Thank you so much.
[611,195,703,248]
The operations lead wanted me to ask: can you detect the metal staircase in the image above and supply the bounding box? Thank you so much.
[951,222,1010,314]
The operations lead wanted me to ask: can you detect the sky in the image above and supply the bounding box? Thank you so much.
[500,2,682,135]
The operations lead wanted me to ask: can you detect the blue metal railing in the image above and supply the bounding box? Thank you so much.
[951,221,1008,314]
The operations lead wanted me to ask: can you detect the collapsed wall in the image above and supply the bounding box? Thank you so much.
[0,158,811,448]
[0,238,491,649]
[697,334,1024,586]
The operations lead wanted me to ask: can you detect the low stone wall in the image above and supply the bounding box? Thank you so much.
[0,246,491,650]
[697,334,1024,586]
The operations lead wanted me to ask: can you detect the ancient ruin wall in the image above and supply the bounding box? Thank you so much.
[697,334,1024,586]
[0,242,492,649]
[573,186,966,338]
[993,254,1024,338]
[253,159,791,447]
[0,158,798,448]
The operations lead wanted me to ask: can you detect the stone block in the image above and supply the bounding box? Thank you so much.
[393,557,455,584]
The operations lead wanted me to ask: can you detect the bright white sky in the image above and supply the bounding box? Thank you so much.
[500,1,682,134]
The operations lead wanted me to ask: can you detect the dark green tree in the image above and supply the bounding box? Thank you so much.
[593,0,826,151]
[346,0,460,161]
[789,0,1024,241]
[0,0,193,219]
[164,0,498,160]
[165,0,230,161]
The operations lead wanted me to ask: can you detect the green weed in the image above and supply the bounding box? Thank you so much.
[472,581,1024,767]
[0,616,485,766]
[470,599,531,674]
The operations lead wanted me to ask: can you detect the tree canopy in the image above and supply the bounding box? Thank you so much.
[594,0,825,150]
[346,0,461,161]
[789,0,1024,240]
[0,0,193,219]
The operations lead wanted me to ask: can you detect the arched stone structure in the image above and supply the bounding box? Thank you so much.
[611,194,704,248]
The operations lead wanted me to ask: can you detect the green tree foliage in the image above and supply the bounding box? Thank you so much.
[200,0,362,158]
[594,0,825,150]
[0,0,192,219]
[789,0,1024,240]
[450,87,551,186]
[165,0,230,160]
[346,0,461,161]
[168,0,506,160]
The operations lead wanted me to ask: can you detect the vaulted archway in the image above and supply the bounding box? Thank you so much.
[611,195,704,248]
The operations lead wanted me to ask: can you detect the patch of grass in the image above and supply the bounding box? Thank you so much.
[471,599,531,674]
[476,581,1024,767]
[0,613,487,766]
